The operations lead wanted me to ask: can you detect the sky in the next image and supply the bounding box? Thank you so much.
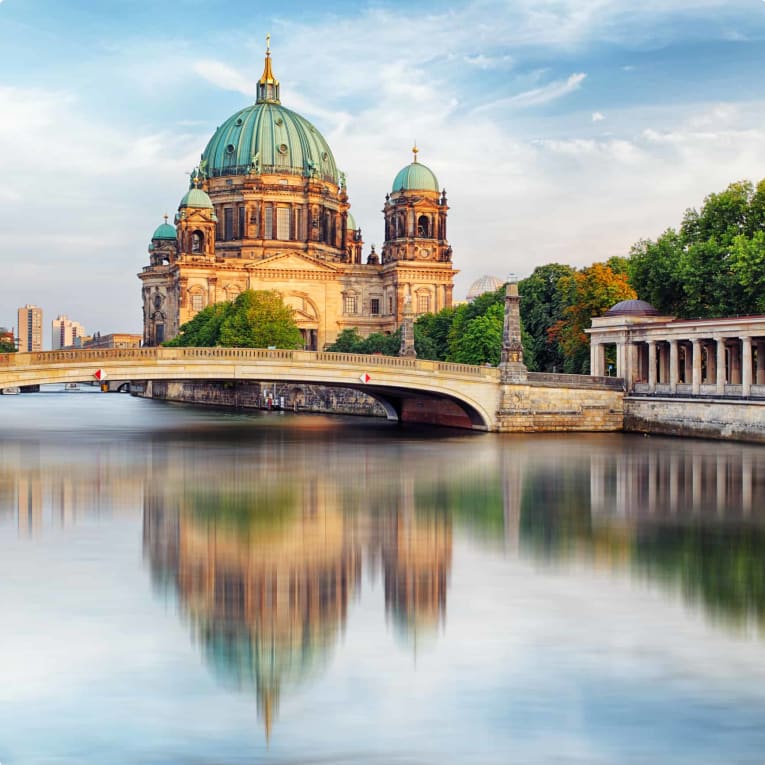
[1,0,765,340]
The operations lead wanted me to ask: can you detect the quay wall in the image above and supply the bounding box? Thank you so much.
[142,380,388,418]
[624,396,765,443]
[496,379,624,433]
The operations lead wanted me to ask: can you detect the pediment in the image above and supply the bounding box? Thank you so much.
[249,251,343,274]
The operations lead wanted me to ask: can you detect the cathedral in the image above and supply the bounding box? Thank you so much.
[139,40,457,349]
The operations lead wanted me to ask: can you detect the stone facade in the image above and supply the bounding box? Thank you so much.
[496,375,624,433]
[144,380,387,418]
[138,44,456,350]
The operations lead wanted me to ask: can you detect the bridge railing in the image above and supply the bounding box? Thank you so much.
[0,347,501,380]
[527,371,625,390]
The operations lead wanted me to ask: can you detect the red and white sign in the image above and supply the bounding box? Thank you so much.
[359,372,371,384]
[93,368,108,381]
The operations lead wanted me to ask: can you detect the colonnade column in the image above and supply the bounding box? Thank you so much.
[741,336,753,396]
[716,337,726,395]
[647,340,657,393]
[692,339,701,394]
[669,339,678,394]
[590,341,600,376]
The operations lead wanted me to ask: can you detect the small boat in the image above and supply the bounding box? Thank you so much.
[1,386,20,395]
[65,383,80,391]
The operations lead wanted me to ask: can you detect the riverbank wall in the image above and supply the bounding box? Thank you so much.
[624,396,765,443]
[141,380,388,418]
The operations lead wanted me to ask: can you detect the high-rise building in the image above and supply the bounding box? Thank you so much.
[139,40,457,349]
[17,305,43,352]
[51,315,86,350]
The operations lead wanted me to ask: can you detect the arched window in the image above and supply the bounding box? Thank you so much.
[191,231,203,253]
[417,215,430,238]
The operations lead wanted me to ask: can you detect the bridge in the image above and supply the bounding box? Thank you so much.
[0,347,624,432]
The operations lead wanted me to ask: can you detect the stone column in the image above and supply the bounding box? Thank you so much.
[730,340,742,385]
[691,339,701,394]
[741,336,752,396]
[716,337,726,394]
[647,340,657,393]
[669,339,678,394]
[499,279,527,383]
[398,295,416,358]
[590,342,600,377]
[757,341,765,385]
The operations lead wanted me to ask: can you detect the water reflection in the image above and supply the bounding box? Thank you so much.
[128,431,765,737]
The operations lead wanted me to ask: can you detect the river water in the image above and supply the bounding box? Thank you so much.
[1,389,764,765]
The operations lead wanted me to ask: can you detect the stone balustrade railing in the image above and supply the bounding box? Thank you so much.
[0,347,502,381]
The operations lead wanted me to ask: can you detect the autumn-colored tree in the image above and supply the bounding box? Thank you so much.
[551,263,636,373]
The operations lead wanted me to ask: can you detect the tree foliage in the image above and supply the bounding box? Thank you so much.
[627,178,765,318]
[164,290,303,349]
[0,340,16,353]
[551,263,636,373]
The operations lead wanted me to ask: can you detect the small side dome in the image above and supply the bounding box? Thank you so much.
[467,275,504,301]
[347,212,357,231]
[179,187,214,210]
[605,299,661,317]
[152,219,177,241]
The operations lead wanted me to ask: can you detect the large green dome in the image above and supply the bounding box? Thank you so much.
[201,102,338,183]
[392,160,439,193]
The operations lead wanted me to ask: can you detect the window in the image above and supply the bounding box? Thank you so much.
[370,298,380,316]
[191,293,204,312]
[191,231,203,253]
[417,215,430,237]
[276,207,290,241]
[294,208,301,240]
[388,296,394,314]
[264,206,273,239]
[155,325,164,344]
[238,206,246,239]
[344,295,357,314]
[417,294,431,314]
[224,208,233,241]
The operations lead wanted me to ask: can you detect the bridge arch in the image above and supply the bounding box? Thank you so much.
[0,348,501,431]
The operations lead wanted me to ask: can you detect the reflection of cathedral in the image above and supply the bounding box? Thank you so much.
[142,472,454,739]
[144,486,361,740]
[139,40,457,348]
[381,509,452,642]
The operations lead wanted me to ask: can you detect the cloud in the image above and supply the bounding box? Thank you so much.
[193,59,254,97]
[464,53,514,70]
[592,111,606,122]
[477,73,587,112]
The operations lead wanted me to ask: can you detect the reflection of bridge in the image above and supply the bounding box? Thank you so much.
[0,347,623,432]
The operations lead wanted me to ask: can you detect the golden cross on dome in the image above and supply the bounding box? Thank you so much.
[412,142,419,162]
[266,33,271,55]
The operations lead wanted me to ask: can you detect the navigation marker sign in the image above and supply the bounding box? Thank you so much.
[93,368,108,381]
[359,372,371,384]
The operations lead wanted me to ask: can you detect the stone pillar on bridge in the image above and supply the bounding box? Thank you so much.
[669,339,678,394]
[398,295,417,358]
[499,278,527,383]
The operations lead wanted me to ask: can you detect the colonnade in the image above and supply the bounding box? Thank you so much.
[588,315,765,397]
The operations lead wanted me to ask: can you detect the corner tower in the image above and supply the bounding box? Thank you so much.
[382,147,457,322]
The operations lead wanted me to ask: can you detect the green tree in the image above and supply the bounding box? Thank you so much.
[518,264,574,372]
[731,231,765,314]
[450,301,504,365]
[0,340,16,353]
[165,290,303,349]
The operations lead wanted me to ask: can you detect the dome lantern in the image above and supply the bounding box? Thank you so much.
[256,34,280,105]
